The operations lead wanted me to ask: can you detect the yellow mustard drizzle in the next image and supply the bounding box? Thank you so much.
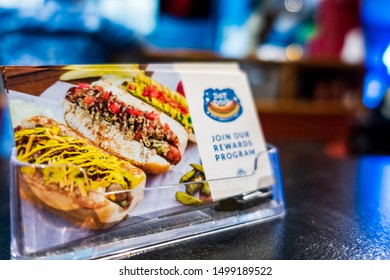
[15,126,144,196]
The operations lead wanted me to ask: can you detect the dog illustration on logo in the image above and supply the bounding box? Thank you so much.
[203,88,243,122]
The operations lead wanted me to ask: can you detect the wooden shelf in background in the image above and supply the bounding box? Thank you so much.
[141,48,365,69]
[256,99,366,116]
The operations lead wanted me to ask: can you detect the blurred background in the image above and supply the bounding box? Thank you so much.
[1,0,390,159]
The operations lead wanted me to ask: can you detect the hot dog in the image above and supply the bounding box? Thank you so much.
[14,116,146,230]
[62,80,189,174]
[119,72,196,142]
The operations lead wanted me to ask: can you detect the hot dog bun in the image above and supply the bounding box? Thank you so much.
[15,116,146,230]
[62,80,189,174]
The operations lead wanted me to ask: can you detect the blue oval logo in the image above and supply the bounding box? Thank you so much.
[203,88,243,122]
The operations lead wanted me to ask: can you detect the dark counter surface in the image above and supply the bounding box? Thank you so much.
[1,144,390,260]
[0,157,10,260]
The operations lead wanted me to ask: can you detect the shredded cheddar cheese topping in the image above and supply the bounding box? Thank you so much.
[15,126,144,196]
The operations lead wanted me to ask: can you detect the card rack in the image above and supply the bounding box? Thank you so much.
[10,145,285,260]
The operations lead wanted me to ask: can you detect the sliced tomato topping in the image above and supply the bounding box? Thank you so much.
[134,131,142,141]
[143,85,159,98]
[150,88,159,99]
[127,107,143,117]
[151,92,160,99]
[145,112,160,121]
[127,84,135,91]
[148,121,156,130]
[109,102,120,114]
[78,83,90,89]
[178,104,188,114]
[102,91,111,101]
[84,96,95,106]
[74,88,82,95]
[157,91,167,102]
[142,87,151,97]
[169,99,179,108]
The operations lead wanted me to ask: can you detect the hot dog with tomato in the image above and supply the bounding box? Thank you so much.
[62,80,189,174]
[118,72,196,142]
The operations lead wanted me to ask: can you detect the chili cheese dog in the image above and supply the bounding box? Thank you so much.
[14,116,146,230]
[62,80,189,174]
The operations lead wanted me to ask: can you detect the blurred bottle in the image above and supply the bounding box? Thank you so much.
[308,0,360,59]
[361,0,390,109]
[256,0,318,61]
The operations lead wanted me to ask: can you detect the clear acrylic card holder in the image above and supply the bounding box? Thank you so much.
[10,145,285,259]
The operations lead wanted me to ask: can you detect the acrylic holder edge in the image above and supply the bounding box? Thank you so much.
[10,144,285,260]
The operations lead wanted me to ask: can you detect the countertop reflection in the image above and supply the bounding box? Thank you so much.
[1,144,390,259]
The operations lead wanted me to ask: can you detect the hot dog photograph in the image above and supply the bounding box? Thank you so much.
[62,79,188,174]
[1,65,215,255]
[15,116,146,230]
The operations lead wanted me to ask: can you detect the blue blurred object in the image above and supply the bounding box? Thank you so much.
[357,155,390,218]
[214,0,253,57]
[147,0,215,51]
[147,13,215,50]
[0,105,13,160]
[361,0,390,109]
[0,68,13,160]
[0,1,136,65]
[147,0,261,58]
